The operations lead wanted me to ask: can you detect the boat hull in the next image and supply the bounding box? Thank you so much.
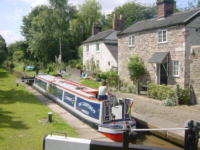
[33,75,137,142]
[33,84,100,129]
[98,120,137,142]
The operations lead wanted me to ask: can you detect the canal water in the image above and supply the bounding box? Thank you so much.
[13,71,183,150]
[136,133,183,149]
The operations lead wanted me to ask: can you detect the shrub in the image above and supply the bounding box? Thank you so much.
[96,71,120,88]
[2,60,15,72]
[147,83,176,100]
[128,84,137,94]
[127,55,146,81]
[176,85,190,105]
[162,94,178,106]
[67,59,82,69]
[127,55,146,94]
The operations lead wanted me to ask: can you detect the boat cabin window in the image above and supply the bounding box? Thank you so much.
[56,88,63,100]
[48,84,63,100]
[35,78,47,90]
[49,84,57,96]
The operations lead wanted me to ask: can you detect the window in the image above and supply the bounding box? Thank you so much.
[49,84,57,96]
[56,88,63,100]
[96,43,99,51]
[173,61,180,77]
[158,30,167,43]
[96,60,99,68]
[128,35,135,47]
[86,45,89,52]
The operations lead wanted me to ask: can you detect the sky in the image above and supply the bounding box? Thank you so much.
[0,0,197,45]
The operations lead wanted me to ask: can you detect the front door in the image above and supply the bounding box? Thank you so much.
[160,63,168,85]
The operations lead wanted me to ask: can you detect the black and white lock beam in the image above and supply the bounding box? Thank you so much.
[43,135,175,150]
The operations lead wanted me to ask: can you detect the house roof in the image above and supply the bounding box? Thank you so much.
[148,52,169,64]
[83,29,119,44]
[118,8,200,36]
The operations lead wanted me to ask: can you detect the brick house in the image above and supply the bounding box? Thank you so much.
[82,15,124,72]
[118,0,200,104]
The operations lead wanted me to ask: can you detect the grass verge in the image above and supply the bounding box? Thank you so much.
[0,68,78,150]
[80,79,100,89]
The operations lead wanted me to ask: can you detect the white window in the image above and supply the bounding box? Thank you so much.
[173,61,180,77]
[158,30,167,43]
[128,35,135,47]
[86,45,89,52]
[96,60,99,68]
[96,43,99,51]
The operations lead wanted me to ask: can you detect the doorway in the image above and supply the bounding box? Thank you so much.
[160,63,168,85]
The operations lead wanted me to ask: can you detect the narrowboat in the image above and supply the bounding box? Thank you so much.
[33,74,137,142]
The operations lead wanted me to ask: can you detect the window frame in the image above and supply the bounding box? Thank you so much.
[172,60,180,77]
[96,60,100,68]
[128,35,135,47]
[157,30,167,43]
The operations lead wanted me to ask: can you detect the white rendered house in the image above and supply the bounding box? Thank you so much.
[82,15,124,72]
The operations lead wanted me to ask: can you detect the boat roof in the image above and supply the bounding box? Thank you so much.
[36,74,98,99]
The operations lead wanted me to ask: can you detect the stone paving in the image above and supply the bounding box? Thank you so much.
[114,92,200,147]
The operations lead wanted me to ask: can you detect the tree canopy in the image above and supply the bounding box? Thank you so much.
[106,2,157,29]
[0,35,7,65]
[17,0,160,68]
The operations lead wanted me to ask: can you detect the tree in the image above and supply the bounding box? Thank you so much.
[127,55,146,94]
[77,0,102,40]
[21,3,77,65]
[68,0,103,58]
[7,41,28,59]
[105,2,157,29]
[49,0,72,64]
[180,0,199,10]
[13,50,24,62]
[0,35,7,65]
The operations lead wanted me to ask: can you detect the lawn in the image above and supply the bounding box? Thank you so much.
[80,79,100,89]
[0,68,78,150]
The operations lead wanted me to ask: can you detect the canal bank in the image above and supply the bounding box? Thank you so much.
[115,92,200,149]
[14,75,181,149]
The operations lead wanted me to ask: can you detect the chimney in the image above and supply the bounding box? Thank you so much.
[112,14,124,31]
[92,24,101,35]
[157,0,175,18]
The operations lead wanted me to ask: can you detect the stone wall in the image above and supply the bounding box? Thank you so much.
[190,46,200,104]
[186,15,200,104]
[118,25,186,87]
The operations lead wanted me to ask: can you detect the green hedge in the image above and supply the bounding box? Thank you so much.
[176,85,190,105]
[96,71,119,87]
[147,83,176,100]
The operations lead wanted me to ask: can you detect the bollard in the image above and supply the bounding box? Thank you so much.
[184,120,199,150]
[123,122,129,150]
[48,112,53,123]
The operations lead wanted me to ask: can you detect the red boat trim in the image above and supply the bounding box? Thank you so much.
[99,132,123,142]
